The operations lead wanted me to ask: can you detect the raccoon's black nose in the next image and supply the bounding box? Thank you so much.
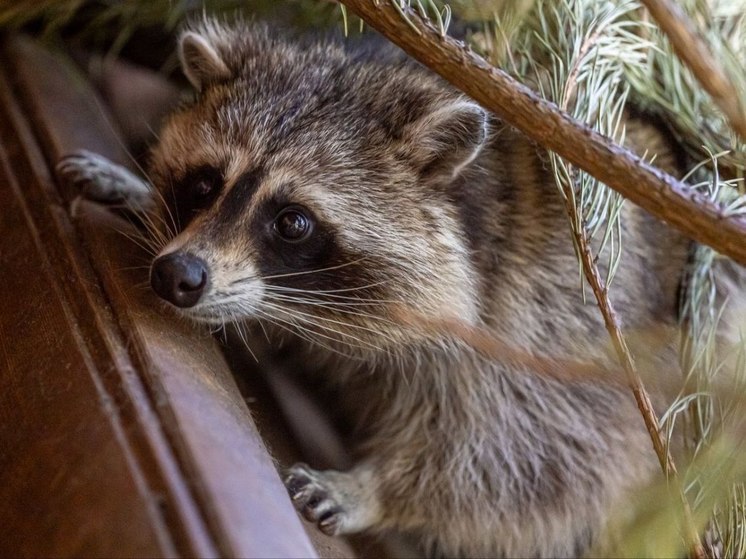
[150,252,208,308]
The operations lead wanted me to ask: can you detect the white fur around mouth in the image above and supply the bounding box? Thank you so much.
[180,310,226,325]
[176,299,257,326]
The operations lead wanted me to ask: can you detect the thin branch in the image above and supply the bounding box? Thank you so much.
[640,0,746,142]
[570,220,705,559]
[389,304,628,386]
[339,0,746,269]
[560,38,701,548]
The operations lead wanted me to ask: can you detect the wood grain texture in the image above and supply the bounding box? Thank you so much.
[0,35,317,558]
[0,55,185,558]
[0,150,172,558]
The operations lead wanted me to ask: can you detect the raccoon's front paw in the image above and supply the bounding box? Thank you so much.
[56,150,154,210]
[284,463,350,536]
[57,150,126,202]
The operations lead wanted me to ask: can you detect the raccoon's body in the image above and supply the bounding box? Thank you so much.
[57,20,744,558]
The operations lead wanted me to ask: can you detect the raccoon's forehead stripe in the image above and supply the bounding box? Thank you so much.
[218,166,265,223]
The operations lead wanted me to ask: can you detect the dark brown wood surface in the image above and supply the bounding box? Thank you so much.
[0,35,318,558]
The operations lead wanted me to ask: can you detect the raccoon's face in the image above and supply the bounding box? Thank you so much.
[147,21,488,353]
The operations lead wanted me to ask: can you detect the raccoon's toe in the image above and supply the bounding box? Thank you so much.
[56,150,122,202]
[284,463,349,536]
[56,150,154,211]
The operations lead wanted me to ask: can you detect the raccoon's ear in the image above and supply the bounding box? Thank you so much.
[402,99,488,179]
[179,31,232,91]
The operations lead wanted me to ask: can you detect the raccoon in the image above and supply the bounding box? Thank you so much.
[57,19,743,558]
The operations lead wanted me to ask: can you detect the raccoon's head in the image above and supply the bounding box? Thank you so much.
[147,20,488,354]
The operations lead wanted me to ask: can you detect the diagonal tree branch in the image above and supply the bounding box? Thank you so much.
[640,0,746,142]
[340,0,746,270]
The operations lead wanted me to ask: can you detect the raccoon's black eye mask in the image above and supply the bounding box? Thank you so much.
[169,165,223,229]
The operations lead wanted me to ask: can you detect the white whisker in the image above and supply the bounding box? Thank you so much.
[113,226,159,256]
[257,257,370,281]
[260,283,396,305]
[234,321,259,363]
[253,307,356,358]
[264,295,394,340]
[263,292,399,333]
[262,300,386,353]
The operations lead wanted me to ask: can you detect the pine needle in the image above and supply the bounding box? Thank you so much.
[626,0,746,178]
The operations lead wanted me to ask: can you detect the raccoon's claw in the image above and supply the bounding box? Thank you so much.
[57,150,125,202]
[56,150,154,211]
[284,463,349,536]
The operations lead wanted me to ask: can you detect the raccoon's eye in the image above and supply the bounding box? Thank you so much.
[182,166,222,215]
[192,179,214,201]
[274,206,314,242]
[189,174,220,208]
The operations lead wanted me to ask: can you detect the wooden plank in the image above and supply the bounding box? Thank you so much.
[0,84,178,559]
[0,35,317,558]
